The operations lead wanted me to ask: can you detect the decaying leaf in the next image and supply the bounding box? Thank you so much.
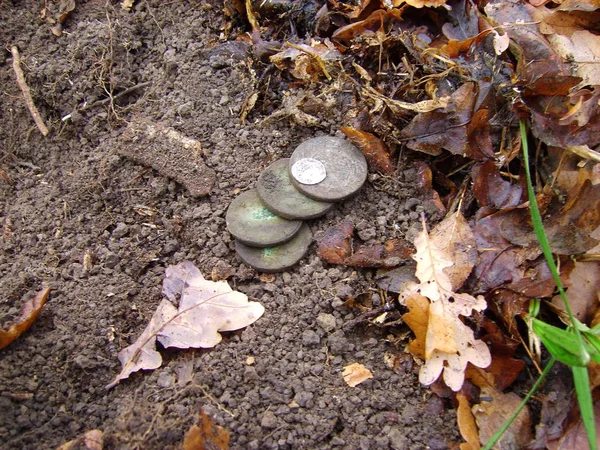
[317,219,354,264]
[342,362,373,387]
[183,411,230,450]
[341,126,394,174]
[400,82,494,160]
[551,260,600,323]
[270,39,342,81]
[56,429,103,450]
[429,212,477,289]
[473,387,533,449]
[106,262,264,389]
[317,220,412,268]
[456,393,480,450]
[546,402,600,450]
[399,216,491,391]
[0,287,49,351]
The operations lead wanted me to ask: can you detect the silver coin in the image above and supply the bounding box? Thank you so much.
[290,158,327,185]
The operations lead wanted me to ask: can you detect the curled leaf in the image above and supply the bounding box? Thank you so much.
[0,287,49,351]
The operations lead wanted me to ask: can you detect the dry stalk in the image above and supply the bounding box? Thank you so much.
[10,46,49,136]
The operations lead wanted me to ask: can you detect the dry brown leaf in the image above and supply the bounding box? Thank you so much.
[473,387,532,449]
[547,402,600,450]
[270,39,342,82]
[429,212,477,290]
[457,393,481,450]
[56,429,103,450]
[106,262,264,389]
[340,127,394,174]
[399,217,490,391]
[342,362,374,387]
[551,260,600,323]
[0,287,49,350]
[402,294,429,359]
[183,411,230,450]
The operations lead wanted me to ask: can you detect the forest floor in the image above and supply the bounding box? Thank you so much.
[0,2,460,449]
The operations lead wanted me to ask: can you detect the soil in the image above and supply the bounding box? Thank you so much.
[0,2,460,449]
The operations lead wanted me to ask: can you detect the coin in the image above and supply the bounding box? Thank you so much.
[257,158,334,220]
[235,223,313,272]
[290,158,327,185]
[225,189,302,247]
[289,136,367,202]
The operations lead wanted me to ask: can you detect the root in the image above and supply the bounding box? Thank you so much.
[11,46,49,136]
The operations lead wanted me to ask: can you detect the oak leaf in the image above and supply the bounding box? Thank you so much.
[400,214,491,391]
[106,262,264,389]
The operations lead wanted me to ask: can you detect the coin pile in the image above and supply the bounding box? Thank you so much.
[226,136,368,272]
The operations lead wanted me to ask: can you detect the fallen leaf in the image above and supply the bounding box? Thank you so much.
[471,160,524,211]
[546,402,600,450]
[317,219,354,264]
[341,127,394,174]
[183,411,230,450]
[400,217,491,391]
[345,238,413,268]
[414,161,446,215]
[530,370,573,448]
[317,221,412,268]
[106,262,264,389]
[457,393,481,450]
[376,264,418,294]
[342,362,374,387]
[473,387,533,449]
[429,212,477,290]
[474,319,525,391]
[56,429,103,450]
[551,260,600,323]
[270,39,342,82]
[400,82,494,160]
[402,294,429,359]
[0,287,49,350]
[332,9,403,45]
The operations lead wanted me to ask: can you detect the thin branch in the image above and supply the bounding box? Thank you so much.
[11,46,49,136]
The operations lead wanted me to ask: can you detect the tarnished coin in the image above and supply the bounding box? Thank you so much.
[235,223,313,273]
[257,158,334,220]
[289,136,367,202]
[226,189,302,248]
[290,158,327,185]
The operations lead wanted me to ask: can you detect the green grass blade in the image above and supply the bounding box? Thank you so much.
[572,366,598,450]
[520,120,588,364]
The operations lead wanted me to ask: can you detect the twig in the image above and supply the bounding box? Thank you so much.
[11,46,49,136]
[342,304,395,330]
[61,81,151,121]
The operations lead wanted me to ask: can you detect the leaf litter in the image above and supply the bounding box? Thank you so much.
[80,0,600,445]
[106,261,264,389]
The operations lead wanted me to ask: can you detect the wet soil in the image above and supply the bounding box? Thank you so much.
[0,2,459,449]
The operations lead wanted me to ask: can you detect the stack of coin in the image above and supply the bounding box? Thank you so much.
[226,136,368,272]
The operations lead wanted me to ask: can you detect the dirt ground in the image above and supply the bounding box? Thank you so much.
[0,2,461,449]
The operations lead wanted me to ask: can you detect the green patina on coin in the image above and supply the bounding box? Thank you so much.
[235,223,313,273]
[251,208,278,220]
[226,188,302,247]
[257,158,334,220]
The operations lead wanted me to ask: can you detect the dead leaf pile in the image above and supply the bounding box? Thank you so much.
[106,261,264,389]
